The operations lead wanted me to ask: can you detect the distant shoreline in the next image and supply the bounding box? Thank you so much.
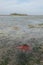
[0,15,28,16]
[0,13,28,16]
[10,13,28,16]
[0,15,43,16]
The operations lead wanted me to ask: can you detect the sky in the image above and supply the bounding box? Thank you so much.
[0,0,43,15]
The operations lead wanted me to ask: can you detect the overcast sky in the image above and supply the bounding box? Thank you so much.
[0,0,43,15]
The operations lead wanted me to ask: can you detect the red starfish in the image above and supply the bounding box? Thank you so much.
[16,44,32,52]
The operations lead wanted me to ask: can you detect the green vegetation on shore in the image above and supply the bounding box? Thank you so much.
[10,13,28,16]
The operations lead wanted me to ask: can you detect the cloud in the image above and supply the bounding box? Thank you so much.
[0,0,43,15]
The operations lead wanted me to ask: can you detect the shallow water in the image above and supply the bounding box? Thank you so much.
[0,15,43,65]
[0,15,43,38]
